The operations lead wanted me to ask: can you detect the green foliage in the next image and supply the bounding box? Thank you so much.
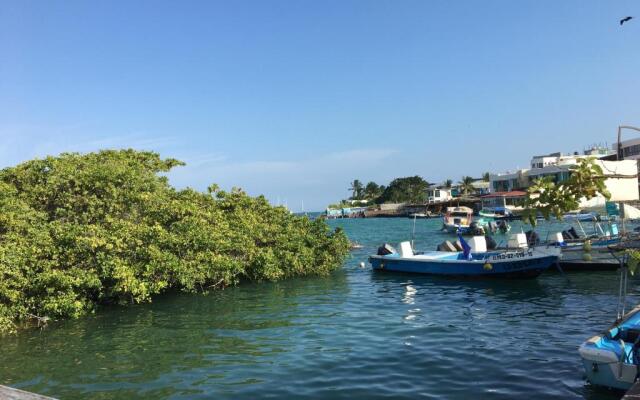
[522,158,611,226]
[445,179,453,189]
[0,150,349,333]
[364,181,384,200]
[377,176,429,204]
[349,179,364,200]
[458,176,475,195]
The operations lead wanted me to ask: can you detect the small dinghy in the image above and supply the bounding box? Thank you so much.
[442,206,474,233]
[579,246,640,390]
[369,236,559,279]
[547,223,628,271]
[579,306,640,391]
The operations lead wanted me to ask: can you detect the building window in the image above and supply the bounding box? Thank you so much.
[623,144,640,158]
[493,181,509,192]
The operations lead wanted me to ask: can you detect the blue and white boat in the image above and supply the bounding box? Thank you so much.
[579,305,640,391]
[369,237,560,279]
[578,244,640,390]
[563,210,599,222]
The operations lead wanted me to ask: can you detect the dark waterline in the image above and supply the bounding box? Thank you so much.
[1,218,636,399]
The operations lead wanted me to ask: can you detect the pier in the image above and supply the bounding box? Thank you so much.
[0,385,57,400]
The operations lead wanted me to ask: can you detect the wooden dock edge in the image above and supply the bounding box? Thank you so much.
[0,385,57,400]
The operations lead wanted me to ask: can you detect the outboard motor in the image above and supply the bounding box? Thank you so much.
[377,243,397,256]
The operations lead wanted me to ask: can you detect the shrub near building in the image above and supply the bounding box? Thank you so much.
[0,150,349,333]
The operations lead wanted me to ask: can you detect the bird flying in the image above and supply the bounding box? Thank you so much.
[620,16,633,25]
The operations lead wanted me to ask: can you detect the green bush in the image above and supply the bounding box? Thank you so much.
[0,150,349,333]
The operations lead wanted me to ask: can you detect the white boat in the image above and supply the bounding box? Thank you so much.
[563,210,599,221]
[369,237,559,278]
[408,212,434,219]
[579,305,640,390]
[478,207,514,220]
[442,206,474,233]
[579,240,640,390]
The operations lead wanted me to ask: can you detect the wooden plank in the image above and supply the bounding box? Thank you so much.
[0,385,57,400]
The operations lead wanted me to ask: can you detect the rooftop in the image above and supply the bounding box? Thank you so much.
[481,191,528,198]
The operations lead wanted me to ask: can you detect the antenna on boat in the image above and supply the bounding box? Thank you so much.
[618,255,629,319]
[411,214,417,250]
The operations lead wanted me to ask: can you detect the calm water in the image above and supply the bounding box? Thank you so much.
[1,218,637,399]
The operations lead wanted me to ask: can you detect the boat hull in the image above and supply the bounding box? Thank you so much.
[369,250,558,279]
[579,341,635,391]
[558,245,620,271]
[442,223,469,233]
[555,238,623,271]
[579,306,640,391]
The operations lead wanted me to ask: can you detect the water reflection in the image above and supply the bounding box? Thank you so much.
[1,272,350,399]
[4,217,640,400]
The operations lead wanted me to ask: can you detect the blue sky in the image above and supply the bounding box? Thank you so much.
[1,1,639,211]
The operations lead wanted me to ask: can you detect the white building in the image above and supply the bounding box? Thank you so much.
[618,138,640,161]
[490,150,638,209]
[427,187,453,203]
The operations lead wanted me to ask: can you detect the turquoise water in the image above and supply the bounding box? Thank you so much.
[1,217,636,399]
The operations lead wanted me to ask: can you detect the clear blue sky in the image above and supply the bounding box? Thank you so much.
[1,1,638,211]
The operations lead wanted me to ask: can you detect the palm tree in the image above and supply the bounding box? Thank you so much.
[458,176,475,195]
[364,181,381,200]
[482,172,490,182]
[444,179,453,188]
[349,179,364,200]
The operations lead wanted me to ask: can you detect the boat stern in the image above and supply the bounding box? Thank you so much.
[579,335,635,391]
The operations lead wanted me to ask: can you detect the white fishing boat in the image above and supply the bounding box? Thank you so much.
[442,206,474,233]
[579,246,640,390]
[369,236,559,278]
[478,207,514,220]
[563,210,599,222]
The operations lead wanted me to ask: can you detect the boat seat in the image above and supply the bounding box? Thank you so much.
[399,241,414,257]
[437,240,457,252]
[454,240,464,252]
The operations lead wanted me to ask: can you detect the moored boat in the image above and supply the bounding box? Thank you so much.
[563,210,599,222]
[579,241,640,390]
[442,206,474,233]
[579,306,640,391]
[478,207,514,220]
[408,212,435,219]
[369,237,559,278]
[545,223,632,271]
